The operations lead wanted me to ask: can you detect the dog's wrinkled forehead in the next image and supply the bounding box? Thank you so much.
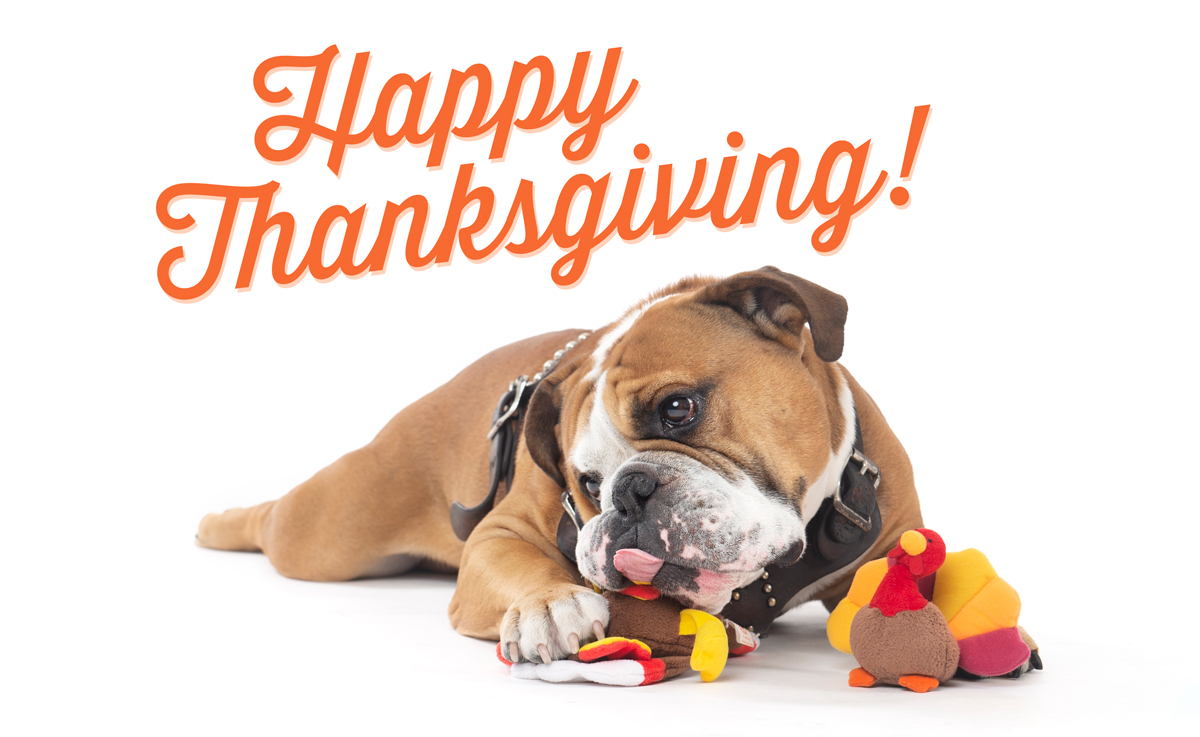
[552,267,858,511]
[567,294,679,501]
[569,375,633,498]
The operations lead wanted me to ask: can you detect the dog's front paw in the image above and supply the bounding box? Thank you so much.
[500,585,610,664]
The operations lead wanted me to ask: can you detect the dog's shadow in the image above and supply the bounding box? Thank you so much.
[342,570,459,591]
[697,603,915,706]
[751,602,841,658]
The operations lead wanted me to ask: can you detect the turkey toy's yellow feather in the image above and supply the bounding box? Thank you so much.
[826,558,888,653]
[931,549,996,621]
[679,609,729,682]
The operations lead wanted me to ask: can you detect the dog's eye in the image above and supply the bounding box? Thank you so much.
[580,475,602,499]
[661,396,697,427]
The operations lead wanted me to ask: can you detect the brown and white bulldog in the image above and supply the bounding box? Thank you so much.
[196,266,924,665]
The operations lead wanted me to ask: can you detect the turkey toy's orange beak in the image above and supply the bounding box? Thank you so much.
[893,529,930,576]
[900,530,927,556]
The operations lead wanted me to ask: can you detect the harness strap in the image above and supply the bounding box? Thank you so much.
[449,379,530,541]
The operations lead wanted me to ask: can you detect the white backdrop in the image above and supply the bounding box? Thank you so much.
[3,2,1197,734]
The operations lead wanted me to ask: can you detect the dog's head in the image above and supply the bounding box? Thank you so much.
[525,267,855,613]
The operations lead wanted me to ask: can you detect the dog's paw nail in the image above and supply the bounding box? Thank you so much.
[508,642,520,663]
[568,633,580,653]
[592,621,605,642]
[537,644,551,663]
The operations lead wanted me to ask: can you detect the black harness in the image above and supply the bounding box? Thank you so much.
[450,367,883,638]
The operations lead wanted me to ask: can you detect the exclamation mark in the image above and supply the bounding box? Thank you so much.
[890,105,931,207]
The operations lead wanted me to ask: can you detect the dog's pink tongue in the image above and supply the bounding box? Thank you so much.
[613,549,665,584]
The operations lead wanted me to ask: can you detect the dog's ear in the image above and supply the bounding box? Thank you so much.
[696,266,848,362]
[525,379,566,488]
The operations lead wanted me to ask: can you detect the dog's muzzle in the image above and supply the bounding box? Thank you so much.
[571,451,810,612]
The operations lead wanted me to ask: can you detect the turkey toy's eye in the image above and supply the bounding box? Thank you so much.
[580,475,602,500]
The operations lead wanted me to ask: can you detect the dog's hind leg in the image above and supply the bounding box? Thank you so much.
[196,439,468,582]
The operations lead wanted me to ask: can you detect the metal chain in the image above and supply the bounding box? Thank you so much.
[532,331,591,384]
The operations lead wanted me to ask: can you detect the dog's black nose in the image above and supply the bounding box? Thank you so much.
[611,462,669,521]
[612,472,656,520]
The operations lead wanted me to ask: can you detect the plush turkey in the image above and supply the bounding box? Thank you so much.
[498,587,759,686]
[848,528,960,692]
[828,540,1037,679]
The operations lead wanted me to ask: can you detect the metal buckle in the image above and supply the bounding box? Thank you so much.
[833,478,873,532]
[486,375,528,440]
[561,490,585,531]
[850,448,881,489]
[832,448,881,532]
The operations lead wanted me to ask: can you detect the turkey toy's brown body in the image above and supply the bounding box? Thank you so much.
[600,594,701,677]
[600,592,759,678]
[849,604,960,685]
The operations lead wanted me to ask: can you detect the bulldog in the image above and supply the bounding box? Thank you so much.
[196,266,926,665]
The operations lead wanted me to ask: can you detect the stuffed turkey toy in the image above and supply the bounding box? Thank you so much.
[829,527,1041,691]
[497,587,759,686]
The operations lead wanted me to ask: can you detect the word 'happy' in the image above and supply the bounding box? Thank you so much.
[156,46,929,301]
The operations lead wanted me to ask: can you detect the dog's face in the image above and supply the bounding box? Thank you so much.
[526,267,854,613]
